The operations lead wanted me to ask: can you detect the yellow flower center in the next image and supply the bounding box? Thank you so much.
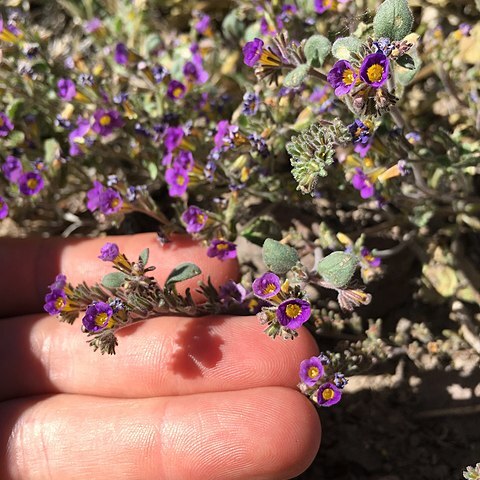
[322,388,335,401]
[216,242,229,250]
[177,175,185,186]
[367,64,384,83]
[308,366,319,379]
[27,178,38,190]
[285,303,301,318]
[173,87,183,98]
[0,117,4,127]
[263,283,277,294]
[196,214,205,224]
[100,115,111,126]
[342,69,354,86]
[110,198,120,208]
[54,297,65,310]
[95,312,110,327]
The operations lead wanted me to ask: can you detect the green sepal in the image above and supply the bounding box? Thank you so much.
[396,53,415,69]
[165,263,202,287]
[283,64,310,88]
[139,248,149,266]
[102,272,127,288]
[262,238,299,274]
[304,35,331,67]
[317,251,359,288]
[331,37,362,60]
[373,0,414,41]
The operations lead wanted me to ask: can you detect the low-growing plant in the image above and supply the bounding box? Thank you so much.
[1,0,479,472]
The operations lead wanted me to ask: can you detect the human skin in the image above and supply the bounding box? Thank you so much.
[0,233,321,479]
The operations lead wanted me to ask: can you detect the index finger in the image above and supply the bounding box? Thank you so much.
[0,233,238,317]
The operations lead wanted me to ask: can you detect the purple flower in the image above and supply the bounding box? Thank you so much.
[0,112,14,137]
[44,288,68,315]
[333,372,348,389]
[86,181,104,211]
[252,272,281,299]
[207,239,237,261]
[2,155,23,182]
[50,274,67,291]
[99,188,123,214]
[309,86,334,113]
[360,247,381,267]
[314,0,334,14]
[260,17,277,36]
[92,109,124,136]
[195,13,211,34]
[242,92,260,116]
[276,298,311,329]
[165,166,189,197]
[406,131,421,144]
[19,171,44,195]
[68,117,91,156]
[0,196,8,219]
[348,119,372,157]
[84,17,102,33]
[57,78,76,101]
[243,38,264,67]
[219,280,247,304]
[213,120,238,151]
[183,54,208,84]
[114,42,129,65]
[182,205,208,233]
[99,242,120,261]
[327,60,357,96]
[359,53,389,88]
[352,168,375,199]
[82,301,114,332]
[152,64,168,83]
[299,356,325,387]
[315,382,342,407]
[175,150,194,171]
[164,126,184,152]
[167,80,186,100]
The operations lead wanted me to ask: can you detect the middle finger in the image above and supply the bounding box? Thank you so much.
[1,313,318,400]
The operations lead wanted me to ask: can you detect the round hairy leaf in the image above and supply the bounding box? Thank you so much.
[165,262,202,287]
[283,64,310,88]
[304,35,331,67]
[102,272,127,288]
[262,238,300,274]
[373,0,414,41]
[317,251,359,288]
[332,37,362,60]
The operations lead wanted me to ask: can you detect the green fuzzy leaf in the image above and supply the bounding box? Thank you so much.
[283,64,310,88]
[165,263,202,287]
[262,239,299,274]
[139,248,149,266]
[317,252,359,288]
[373,0,414,41]
[222,9,245,41]
[331,37,362,60]
[102,272,127,288]
[304,35,331,67]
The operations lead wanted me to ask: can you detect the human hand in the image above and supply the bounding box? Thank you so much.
[0,233,321,479]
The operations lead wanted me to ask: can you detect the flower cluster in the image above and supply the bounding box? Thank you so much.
[298,352,347,407]
[252,272,311,339]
